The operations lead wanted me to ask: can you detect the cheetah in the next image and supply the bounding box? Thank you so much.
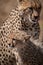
[0,0,43,65]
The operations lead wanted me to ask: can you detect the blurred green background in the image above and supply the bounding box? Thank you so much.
[0,0,43,41]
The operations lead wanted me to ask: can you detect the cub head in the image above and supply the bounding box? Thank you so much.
[17,0,41,23]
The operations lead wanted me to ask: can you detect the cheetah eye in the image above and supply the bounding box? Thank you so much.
[37,7,41,13]
[29,7,33,10]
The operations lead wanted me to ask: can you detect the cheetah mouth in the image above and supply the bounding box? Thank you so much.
[29,15,38,23]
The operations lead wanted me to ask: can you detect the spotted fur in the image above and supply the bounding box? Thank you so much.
[0,0,42,65]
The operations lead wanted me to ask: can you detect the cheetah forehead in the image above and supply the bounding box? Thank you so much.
[17,0,41,10]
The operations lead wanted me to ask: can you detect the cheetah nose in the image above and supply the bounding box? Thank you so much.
[34,16,39,19]
[33,10,39,20]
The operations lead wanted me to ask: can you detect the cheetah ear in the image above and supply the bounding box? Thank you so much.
[18,0,28,2]
[19,0,23,2]
[17,0,23,6]
[17,0,23,3]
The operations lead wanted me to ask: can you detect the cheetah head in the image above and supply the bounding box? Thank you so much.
[17,0,41,23]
